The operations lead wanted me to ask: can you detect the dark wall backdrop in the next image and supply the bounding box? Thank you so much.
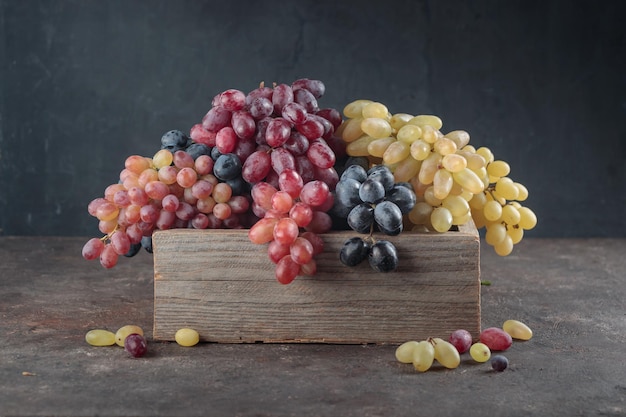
[1,0,625,237]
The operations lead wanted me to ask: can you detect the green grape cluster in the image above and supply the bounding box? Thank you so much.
[337,99,537,256]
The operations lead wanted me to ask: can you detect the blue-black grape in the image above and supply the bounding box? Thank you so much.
[490,355,509,371]
[213,153,242,181]
[226,176,249,196]
[335,178,362,209]
[368,240,398,273]
[347,203,374,234]
[124,242,142,258]
[161,130,190,152]
[386,185,417,215]
[141,236,153,254]
[339,237,370,267]
[340,164,368,183]
[359,178,386,204]
[185,143,212,160]
[374,201,403,235]
[367,165,395,192]
[210,146,222,161]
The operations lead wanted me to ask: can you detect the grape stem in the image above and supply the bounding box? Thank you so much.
[99,224,120,243]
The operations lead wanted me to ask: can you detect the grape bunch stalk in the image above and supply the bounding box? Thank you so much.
[337,99,537,256]
[334,163,417,272]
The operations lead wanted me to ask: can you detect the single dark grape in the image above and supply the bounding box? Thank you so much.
[347,203,374,234]
[386,185,417,214]
[124,333,148,358]
[335,178,362,209]
[225,176,248,196]
[359,178,386,204]
[374,201,403,235]
[210,146,222,161]
[366,165,395,192]
[340,164,368,183]
[185,143,212,160]
[124,242,142,258]
[339,237,371,267]
[490,355,509,372]
[213,153,242,181]
[368,240,398,273]
[161,130,190,152]
[141,236,153,254]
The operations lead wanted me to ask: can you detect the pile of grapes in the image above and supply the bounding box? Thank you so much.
[82,79,537,283]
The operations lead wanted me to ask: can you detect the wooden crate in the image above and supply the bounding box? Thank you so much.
[152,221,481,344]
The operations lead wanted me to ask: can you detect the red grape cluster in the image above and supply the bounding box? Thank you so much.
[83,79,346,284]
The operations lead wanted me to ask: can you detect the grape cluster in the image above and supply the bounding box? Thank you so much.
[337,99,537,256]
[82,79,345,284]
[395,319,532,372]
[334,164,416,272]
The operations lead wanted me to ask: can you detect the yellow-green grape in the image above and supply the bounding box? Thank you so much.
[396,124,423,144]
[395,340,420,363]
[343,99,373,118]
[383,140,410,165]
[502,319,533,340]
[410,139,432,161]
[444,130,470,149]
[485,223,507,245]
[361,102,389,119]
[507,225,524,244]
[367,137,395,158]
[469,192,487,210]
[418,152,441,185]
[495,177,519,200]
[476,146,494,164]
[453,168,485,194]
[85,329,116,346]
[409,114,443,130]
[412,340,436,372]
[452,210,472,225]
[433,169,454,200]
[515,182,529,201]
[441,153,467,173]
[442,195,470,218]
[175,328,200,347]
[424,186,443,207]
[420,124,441,144]
[518,207,537,230]
[501,204,521,225]
[389,113,413,131]
[393,156,421,183]
[361,118,392,139]
[487,160,511,178]
[431,207,453,233]
[153,149,174,169]
[494,234,514,256]
[346,135,376,157]
[409,201,433,225]
[431,337,461,369]
[464,152,487,171]
[483,200,503,221]
[341,117,364,142]
[469,342,491,362]
[433,137,457,156]
[115,325,144,347]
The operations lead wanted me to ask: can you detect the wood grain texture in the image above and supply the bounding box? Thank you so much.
[153,223,480,343]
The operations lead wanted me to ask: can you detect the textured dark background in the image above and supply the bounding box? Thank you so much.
[1,0,625,237]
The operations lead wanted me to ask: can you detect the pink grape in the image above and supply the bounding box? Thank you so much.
[281,102,308,125]
[249,97,274,119]
[278,169,304,199]
[99,245,119,269]
[299,180,330,207]
[480,327,513,351]
[272,83,294,115]
[273,218,299,245]
[231,110,256,139]
[266,118,292,148]
[291,78,325,98]
[307,139,336,169]
[294,88,318,113]
[449,329,473,354]
[296,118,324,140]
[270,147,296,175]
[110,231,131,255]
[216,126,238,154]
[202,106,231,132]
[275,254,300,285]
[219,89,246,111]
[242,150,272,183]
[82,238,105,260]
[189,123,216,146]
[124,333,148,358]
[290,237,314,265]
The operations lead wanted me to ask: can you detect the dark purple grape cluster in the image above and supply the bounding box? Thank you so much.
[334,163,416,273]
